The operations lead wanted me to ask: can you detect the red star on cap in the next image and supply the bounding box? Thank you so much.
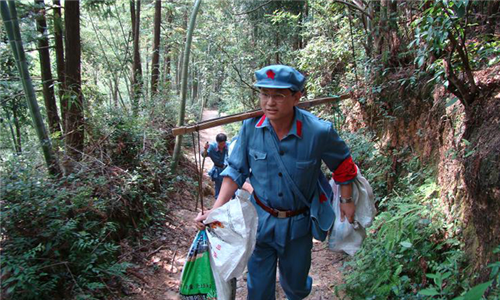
[266,70,275,80]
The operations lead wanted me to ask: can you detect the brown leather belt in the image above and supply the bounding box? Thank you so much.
[214,163,226,168]
[253,192,308,218]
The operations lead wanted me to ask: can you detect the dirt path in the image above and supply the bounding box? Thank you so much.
[125,109,348,299]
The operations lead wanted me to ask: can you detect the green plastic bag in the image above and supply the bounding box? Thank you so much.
[179,230,217,299]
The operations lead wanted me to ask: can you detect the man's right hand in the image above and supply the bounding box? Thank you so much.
[195,177,239,230]
[204,142,209,150]
[194,210,211,230]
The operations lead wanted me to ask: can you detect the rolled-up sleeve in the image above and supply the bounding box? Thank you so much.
[220,122,250,187]
[321,124,357,185]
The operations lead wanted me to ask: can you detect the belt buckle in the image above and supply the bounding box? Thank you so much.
[277,210,287,218]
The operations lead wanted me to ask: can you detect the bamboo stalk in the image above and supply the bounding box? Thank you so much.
[171,0,202,172]
[1,0,61,176]
[172,94,350,136]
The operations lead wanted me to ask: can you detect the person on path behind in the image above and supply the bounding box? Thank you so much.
[195,65,357,300]
[202,133,229,199]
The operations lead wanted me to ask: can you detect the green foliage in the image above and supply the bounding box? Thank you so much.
[452,246,500,300]
[2,0,498,298]
[0,109,178,299]
[338,163,471,299]
[298,0,364,98]
[408,0,498,93]
[1,158,128,299]
[340,129,392,197]
[468,39,500,67]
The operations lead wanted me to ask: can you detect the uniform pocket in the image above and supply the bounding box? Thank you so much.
[296,159,316,169]
[249,148,267,161]
[290,212,311,241]
[249,148,268,182]
[294,159,317,190]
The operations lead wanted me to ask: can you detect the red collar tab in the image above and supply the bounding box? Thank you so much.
[266,70,275,80]
[296,120,303,138]
[256,115,267,127]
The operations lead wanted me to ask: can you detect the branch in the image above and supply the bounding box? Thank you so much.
[448,31,477,105]
[333,0,371,19]
[352,0,367,9]
[443,45,470,107]
[213,43,256,92]
[233,1,273,16]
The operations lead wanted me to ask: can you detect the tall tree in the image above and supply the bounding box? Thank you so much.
[52,0,66,129]
[0,0,61,176]
[171,0,202,172]
[11,101,22,153]
[34,0,61,135]
[64,0,84,162]
[131,0,143,115]
[150,0,161,96]
[162,6,173,88]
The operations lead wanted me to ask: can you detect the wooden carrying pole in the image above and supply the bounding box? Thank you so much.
[172,94,350,136]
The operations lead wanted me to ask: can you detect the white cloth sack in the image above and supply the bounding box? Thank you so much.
[352,170,376,228]
[328,169,376,256]
[205,192,257,299]
[328,192,367,256]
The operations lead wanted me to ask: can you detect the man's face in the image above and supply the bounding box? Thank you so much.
[259,88,301,123]
[217,141,226,149]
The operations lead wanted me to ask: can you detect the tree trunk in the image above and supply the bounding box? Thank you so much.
[171,0,202,172]
[364,1,374,58]
[52,0,66,130]
[192,67,198,102]
[12,104,22,153]
[113,75,118,106]
[485,0,499,38]
[162,6,173,89]
[300,0,308,49]
[1,0,61,176]
[129,0,135,102]
[3,105,22,153]
[144,44,149,101]
[275,31,280,64]
[373,1,383,56]
[35,0,61,135]
[176,10,188,95]
[176,51,182,94]
[150,0,161,97]
[131,0,143,116]
[5,114,19,153]
[387,0,400,65]
[64,0,84,162]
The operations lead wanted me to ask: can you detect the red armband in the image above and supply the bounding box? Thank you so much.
[333,156,357,183]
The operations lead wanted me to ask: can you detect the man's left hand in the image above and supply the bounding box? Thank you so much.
[340,202,356,224]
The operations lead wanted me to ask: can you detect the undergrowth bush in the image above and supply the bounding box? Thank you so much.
[1,158,129,299]
[0,112,180,299]
[336,161,480,300]
[340,129,392,197]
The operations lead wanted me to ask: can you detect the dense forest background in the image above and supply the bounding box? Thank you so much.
[1,0,499,299]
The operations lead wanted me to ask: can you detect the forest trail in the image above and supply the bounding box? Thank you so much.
[126,109,348,299]
[185,109,223,175]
